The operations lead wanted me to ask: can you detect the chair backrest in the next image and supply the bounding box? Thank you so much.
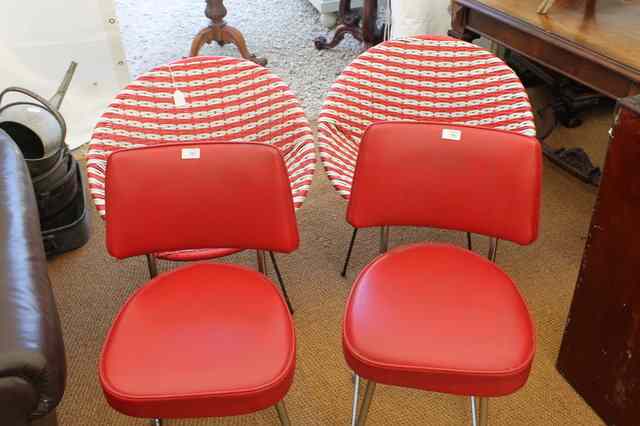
[317,35,536,201]
[105,142,299,259]
[87,56,315,217]
[346,122,541,245]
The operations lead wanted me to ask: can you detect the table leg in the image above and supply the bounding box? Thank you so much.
[448,2,480,42]
[314,0,363,49]
[314,0,382,50]
[190,0,267,66]
[362,0,380,44]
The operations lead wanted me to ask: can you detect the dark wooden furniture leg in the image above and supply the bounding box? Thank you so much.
[557,95,640,426]
[190,0,267,66]
[314,0,382,50]
[448,3,480,42]
[315,0,362,49]
[362,0,381,44]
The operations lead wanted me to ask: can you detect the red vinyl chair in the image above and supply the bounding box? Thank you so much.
[100,142,298,425]
[343,122,541,425]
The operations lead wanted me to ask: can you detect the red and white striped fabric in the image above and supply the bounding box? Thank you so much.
[317,35,537,199]
[88,56,315,216]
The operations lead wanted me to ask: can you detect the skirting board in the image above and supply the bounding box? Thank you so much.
[308,0,364,14]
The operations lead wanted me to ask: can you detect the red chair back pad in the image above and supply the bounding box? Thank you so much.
[105,143,299,259]
[347,122,541,245]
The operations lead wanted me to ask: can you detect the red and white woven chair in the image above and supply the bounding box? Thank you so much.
[317,35,537,275]
[87,56,315,311]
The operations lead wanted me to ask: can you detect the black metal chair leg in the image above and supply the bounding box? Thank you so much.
[341,227,359,277]
[467,232,473,251]
[146,254,158,279]
[269,251,294,314]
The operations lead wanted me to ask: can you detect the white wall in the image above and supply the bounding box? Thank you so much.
[0,0,130,149]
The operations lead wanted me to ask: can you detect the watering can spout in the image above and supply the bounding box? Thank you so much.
[49,61,78,111]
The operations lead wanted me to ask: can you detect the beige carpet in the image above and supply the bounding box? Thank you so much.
[48,89,612,425]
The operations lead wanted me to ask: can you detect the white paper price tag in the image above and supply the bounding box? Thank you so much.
[181,148,200,160]
[173,90,188,107]
[441,128,462,141]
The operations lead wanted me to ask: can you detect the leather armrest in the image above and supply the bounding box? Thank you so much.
[0,131,66,422]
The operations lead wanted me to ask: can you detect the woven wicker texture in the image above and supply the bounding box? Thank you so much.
[317,35,537,199]
[87,56,316,216]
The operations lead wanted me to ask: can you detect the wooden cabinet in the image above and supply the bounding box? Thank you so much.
[557,95,640,426]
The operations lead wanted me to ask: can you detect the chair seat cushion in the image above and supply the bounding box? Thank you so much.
[343,243,534,397]
[100,263,295,419]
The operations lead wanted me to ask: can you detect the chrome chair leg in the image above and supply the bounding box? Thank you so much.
[379,226,390,254]
[487,238,499,263]
[269,251,294,314]
[146,254,158,278]
[150,419,163,426]
[471,396,479,426]
[351,374,362,426]
[471,396,489,426]
[356,380,376,426]
[275,400,291,426]
[341,227,359,277]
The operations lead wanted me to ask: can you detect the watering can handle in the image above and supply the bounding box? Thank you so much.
[0,86,67,143]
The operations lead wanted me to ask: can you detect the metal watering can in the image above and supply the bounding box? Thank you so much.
[0,62,77,176]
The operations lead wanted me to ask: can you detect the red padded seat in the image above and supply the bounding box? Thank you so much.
[343,244,534,397]
[100,263,295,419]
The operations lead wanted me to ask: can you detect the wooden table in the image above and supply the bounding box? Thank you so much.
[449,0,640,99]
[190,0,266,65]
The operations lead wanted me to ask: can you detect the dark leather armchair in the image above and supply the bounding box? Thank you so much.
[0,130,66,425]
